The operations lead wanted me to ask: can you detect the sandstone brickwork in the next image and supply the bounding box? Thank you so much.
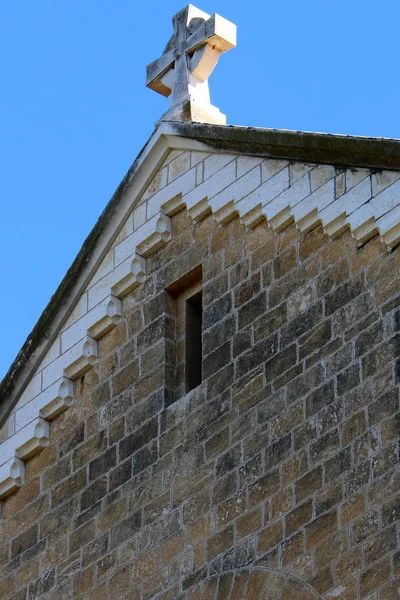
[0,199,399,599]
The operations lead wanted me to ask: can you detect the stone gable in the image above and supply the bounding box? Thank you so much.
[0,136,399,598]
[2,147,400,466]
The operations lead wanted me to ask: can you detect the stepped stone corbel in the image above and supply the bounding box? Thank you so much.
[16,376,75,431]
[268,206,293,232]
[213,200,238,225]
[64,336,98,380]
[39,377,75,420]
[112,254,147,298]
[379,216,400,248]
[136,212,172,256]
[0,458,25,498]
[15,417,50,460]
[239,203,263,229]
[188,197,211,222]
[88,295,122,339]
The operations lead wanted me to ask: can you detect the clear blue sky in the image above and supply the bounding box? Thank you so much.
[1,0,399,379]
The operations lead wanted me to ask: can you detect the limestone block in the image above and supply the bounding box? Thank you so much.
[134,203,147,231]
[347,203,377,244]
[2,418,50,462]
[236,167,289,227]
[147,168,196,219]
[0,418,15,444]
[335,171,346,198]
[310,164,335,192]
[15,377,74,430]
[115,212,172,265]
[111,254,147,298]
[63,336,98,381]
[268,206,293,232]
[261,159,288,183]
[168,152,191,183]
[290,162,315,185]
[141,166,168,201]
[61,293,89,334]
[237,156,263,178]
[352,217,378,245]
[372,171,400,196]
[346,168,370,191]
[87,269,116,312]
[163,149,185,167]
[204,154,235,180]
[136,213,172,257]
[320,177,372,238]
[37,337,61,371]
[39,378,74,420]
[264,173,311,231]
[323,213,349,239]
[258,167,290,206]
[86,249,114,290]
[15,372,42,410]
[210,165,261,217]
[114,228,143,267]
[377,204,400,248]
[0,458,25,499]
[87,296,122,340]
[239,203,264,229]
[188,198,211,223]
[113,217,134,247]
[370,179,400,219]
[293,179,335,233]
[181,161,236,221]
[213,200,237,225]
[160,193,186,217]
[61,295,122,353]
[190,151,210,168]
[15,419,50,460]
[196,162,204,186]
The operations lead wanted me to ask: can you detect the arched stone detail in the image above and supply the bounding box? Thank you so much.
[195,568,323,599]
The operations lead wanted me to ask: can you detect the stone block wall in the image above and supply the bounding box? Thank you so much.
[0,206,399,599]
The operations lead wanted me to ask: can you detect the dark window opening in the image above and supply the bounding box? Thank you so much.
[185,291,203,393]
[166,266,203,401]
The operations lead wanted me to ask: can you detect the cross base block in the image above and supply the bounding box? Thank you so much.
[159,97,227,125]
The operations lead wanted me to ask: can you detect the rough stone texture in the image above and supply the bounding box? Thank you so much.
[3,142,400,447]
[0,202,399,599]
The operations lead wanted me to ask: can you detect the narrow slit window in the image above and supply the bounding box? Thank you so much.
[167,266,203,400]
[185,291,202,393]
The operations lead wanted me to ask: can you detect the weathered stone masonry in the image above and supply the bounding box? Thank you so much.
[0,143,399,598]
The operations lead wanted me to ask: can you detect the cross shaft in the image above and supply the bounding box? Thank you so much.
[146,5,236,124]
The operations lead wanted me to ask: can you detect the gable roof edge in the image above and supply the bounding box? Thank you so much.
[168,122,400,171]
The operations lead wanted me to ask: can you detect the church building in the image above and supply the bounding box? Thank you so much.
[0,6,399,599]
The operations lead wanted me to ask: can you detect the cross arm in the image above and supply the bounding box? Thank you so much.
[185,14,237,56]
[146,50,175,97]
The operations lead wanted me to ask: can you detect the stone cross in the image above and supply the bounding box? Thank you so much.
[146,5,236,125]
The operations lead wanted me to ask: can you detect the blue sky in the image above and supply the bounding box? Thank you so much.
[1,0,399,378]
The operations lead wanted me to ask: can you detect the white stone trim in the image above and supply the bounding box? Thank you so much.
[0,458,25,499]
[15,377,74,431]
[111,254,147,298]
[15,418,50,460]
